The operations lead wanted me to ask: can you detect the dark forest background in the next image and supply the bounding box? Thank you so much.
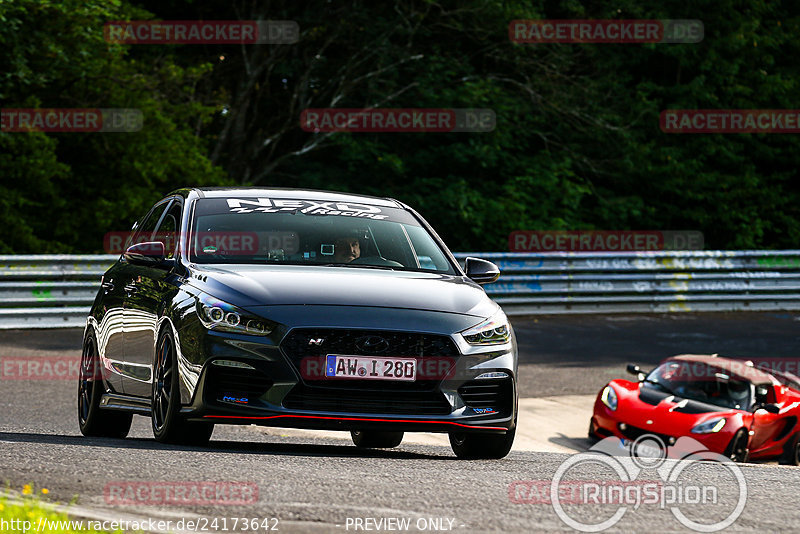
[2,0,799,253]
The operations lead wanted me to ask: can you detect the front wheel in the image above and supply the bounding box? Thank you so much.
[152,329,214,446]
[724,428,749,463]
[449,427,516,459]
[78,332,132,438]
[351,430,404,448]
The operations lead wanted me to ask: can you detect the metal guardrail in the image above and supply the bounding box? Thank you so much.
[2,251,800,328]
[453,251,800,315]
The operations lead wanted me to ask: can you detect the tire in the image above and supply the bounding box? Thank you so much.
[449,426,516,459]
[151,329,214,446]
[351,430,404,448]
[78,331,132,438]
[724,428,750,463]
[588,418,600,442]
[779,432,800,466]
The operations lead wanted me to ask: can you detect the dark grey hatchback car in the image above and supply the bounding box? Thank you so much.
[79,188,518,458]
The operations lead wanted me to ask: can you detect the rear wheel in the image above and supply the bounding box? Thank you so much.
[779,432,800,466]
[78,332,132,438]
[449,426,516,459]
[724,428,749,463]
[152,329,214,446]
[351,430,404,448]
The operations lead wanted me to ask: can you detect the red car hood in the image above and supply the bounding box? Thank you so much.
[611,380,739,436]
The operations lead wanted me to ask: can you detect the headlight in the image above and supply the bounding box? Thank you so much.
[460,309,510,345]
[601,385,618,411]
[196,294,273,336]
[691,417,726,434]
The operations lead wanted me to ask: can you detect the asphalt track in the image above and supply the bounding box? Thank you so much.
[1,313,800,532]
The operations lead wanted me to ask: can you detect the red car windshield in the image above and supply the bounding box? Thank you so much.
[645,361,753,410]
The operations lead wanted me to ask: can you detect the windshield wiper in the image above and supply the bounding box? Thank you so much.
[322,263,396,271]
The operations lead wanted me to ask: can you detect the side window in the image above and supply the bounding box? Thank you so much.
[154,201,182,259]
[130,201,170,247]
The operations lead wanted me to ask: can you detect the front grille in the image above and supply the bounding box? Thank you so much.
[618,423,673,445]
[282,328,458,359]
[282,385,452,415]
[281,328,460,391]
[458,378,513,414]
[205,364,273,402]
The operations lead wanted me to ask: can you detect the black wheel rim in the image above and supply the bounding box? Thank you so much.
[78,337,96,424]
[731,432,747,462]
[153,336,173,431]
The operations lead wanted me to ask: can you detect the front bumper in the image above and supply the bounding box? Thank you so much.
[176,324,518,434]
[592,404,734,454]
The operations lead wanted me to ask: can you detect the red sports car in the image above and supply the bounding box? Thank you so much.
[590,354,800,464]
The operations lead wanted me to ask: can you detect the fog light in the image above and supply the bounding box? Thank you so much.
[619,423,627,431]
[211,359,255,370]
[475,372,509,380]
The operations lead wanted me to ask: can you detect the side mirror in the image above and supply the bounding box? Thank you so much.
[465,257,500,285]
[124,241,169,267]
[758,403,781,414]
[626,364,642,376]
[626,364,646,381]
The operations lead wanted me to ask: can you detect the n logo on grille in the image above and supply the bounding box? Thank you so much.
[355,335,390,354]
[308,337,325,346]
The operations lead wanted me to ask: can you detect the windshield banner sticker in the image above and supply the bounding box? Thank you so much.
[226,198,388,219]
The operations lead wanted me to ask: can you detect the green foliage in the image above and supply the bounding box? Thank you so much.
[1,0,799,252]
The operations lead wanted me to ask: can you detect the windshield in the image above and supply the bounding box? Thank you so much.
[644,361,753,410]
[188,197,456,273]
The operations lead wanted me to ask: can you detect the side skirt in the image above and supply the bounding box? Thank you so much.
[100,393,151,415]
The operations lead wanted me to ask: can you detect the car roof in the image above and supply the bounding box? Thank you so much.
[665,354,781,385]
[180,187,404,208]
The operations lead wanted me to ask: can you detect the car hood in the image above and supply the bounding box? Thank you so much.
[186,264,496,317]
[611,380,740,418]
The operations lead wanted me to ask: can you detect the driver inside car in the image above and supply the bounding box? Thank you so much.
[333,235,361,263]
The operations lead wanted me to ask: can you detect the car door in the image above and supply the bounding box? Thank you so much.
[94,259,131,394]
[96,204,163,393]
[122,198,182,397]
[748,384,786,454]
[118,199,173,396]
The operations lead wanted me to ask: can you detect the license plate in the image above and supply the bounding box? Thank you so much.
[325,355,417,381]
